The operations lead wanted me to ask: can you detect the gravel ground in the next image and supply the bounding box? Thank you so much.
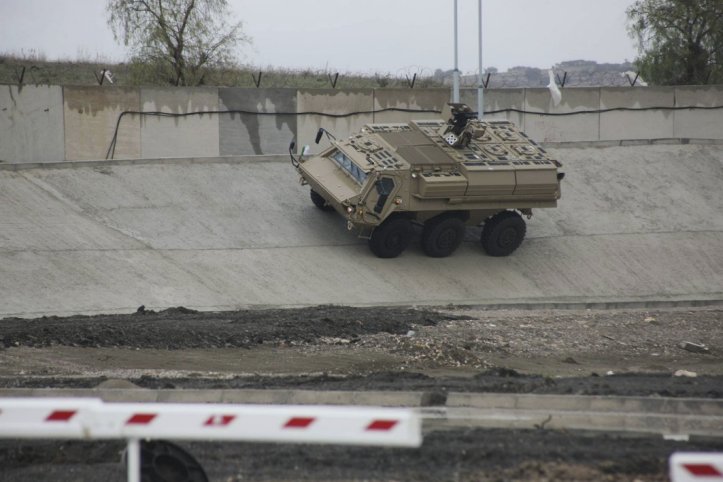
[1,305,720,378]
[1,305,722,481]
[2,430,723,482]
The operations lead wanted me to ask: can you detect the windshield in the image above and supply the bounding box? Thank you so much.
[331,150,368,185]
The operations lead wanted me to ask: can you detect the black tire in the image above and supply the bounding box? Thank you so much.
[481,210,526,256]
[136,440,209,482]
[368,217,414,258]
[421,216,466,257]
[310,189,334,211]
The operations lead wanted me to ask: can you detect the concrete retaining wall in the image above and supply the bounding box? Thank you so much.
[373,88,448,123]
[0,85,65,163]
[522,88,601,142]
[460,88,525,127]
[674,85,723,139]
[219,88,297,156]
[599,87,676,140]
[296,89,374,152]
[63,86,141,161]
[1,84,722,162]
[140,87,220,158]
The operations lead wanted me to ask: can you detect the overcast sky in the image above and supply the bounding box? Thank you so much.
[0,0,639,74]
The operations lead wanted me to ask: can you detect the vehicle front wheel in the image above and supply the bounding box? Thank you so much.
[421,216,466,257]
[368,217,414,258]
[481,210,526,256]
[310,189,334,211]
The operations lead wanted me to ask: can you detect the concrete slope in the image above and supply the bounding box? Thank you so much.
[1,144,722,317]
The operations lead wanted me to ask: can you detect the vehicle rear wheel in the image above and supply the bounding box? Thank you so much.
[310,189,334,211]
[481,210,526,256]
[368,217,414,258]
[421,216,466,257]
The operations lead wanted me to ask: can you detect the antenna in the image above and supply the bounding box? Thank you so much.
[452,0,460,103]
[477,0,484,119]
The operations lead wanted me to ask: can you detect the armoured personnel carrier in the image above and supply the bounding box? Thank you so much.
[290,103,564,258]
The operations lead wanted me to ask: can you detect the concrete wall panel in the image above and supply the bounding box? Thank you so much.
[674,85,723,140]
[140,87,219,158]
[296,89,374,153]
[600,87,675,140]
[523,88,600,142]
[6,85,722,164]
[373,89,448,124]
[64,86,140,161]
[0,85,65,163]
[460,88,526,128]
[219,88,296,155]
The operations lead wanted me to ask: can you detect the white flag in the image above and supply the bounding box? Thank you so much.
[547,70,562,106]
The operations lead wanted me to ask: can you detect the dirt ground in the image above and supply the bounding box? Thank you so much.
[1,305,722,481]
[1,305,721,381]
[2,430,723,482]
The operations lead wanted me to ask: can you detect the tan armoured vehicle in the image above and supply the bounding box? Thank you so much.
[290,103,564,258]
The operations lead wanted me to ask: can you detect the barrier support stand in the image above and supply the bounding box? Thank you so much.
[127,438,141,482]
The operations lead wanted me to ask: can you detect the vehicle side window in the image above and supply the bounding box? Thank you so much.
[331,150,367,184]
[374,178,395,213]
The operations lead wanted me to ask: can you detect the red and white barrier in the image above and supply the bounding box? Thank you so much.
[0,398,421,447]
[670,453,723,481]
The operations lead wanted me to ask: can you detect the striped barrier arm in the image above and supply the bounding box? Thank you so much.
[0,398,422,447]
[670,453,723,481]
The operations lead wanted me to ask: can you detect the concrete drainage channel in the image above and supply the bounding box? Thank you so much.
[1,143,722,316]
[1,142,721,479]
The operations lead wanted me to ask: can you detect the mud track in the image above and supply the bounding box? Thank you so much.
[0,306,458,350]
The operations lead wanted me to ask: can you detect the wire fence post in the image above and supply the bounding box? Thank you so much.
[15,66,26,85]
[251,71,262,88]
[328,72,339,89]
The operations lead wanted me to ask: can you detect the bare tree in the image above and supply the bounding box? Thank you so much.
[107,0,249,86]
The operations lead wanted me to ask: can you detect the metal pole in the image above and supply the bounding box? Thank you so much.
[477,0,484,119]
[127,438,140,482]
[453,0,460,103]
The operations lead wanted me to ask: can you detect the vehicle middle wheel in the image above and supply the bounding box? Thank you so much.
[310,189,334,211]
[481,210,526,256]
[422,216,466,257]
[368,217,414,258]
